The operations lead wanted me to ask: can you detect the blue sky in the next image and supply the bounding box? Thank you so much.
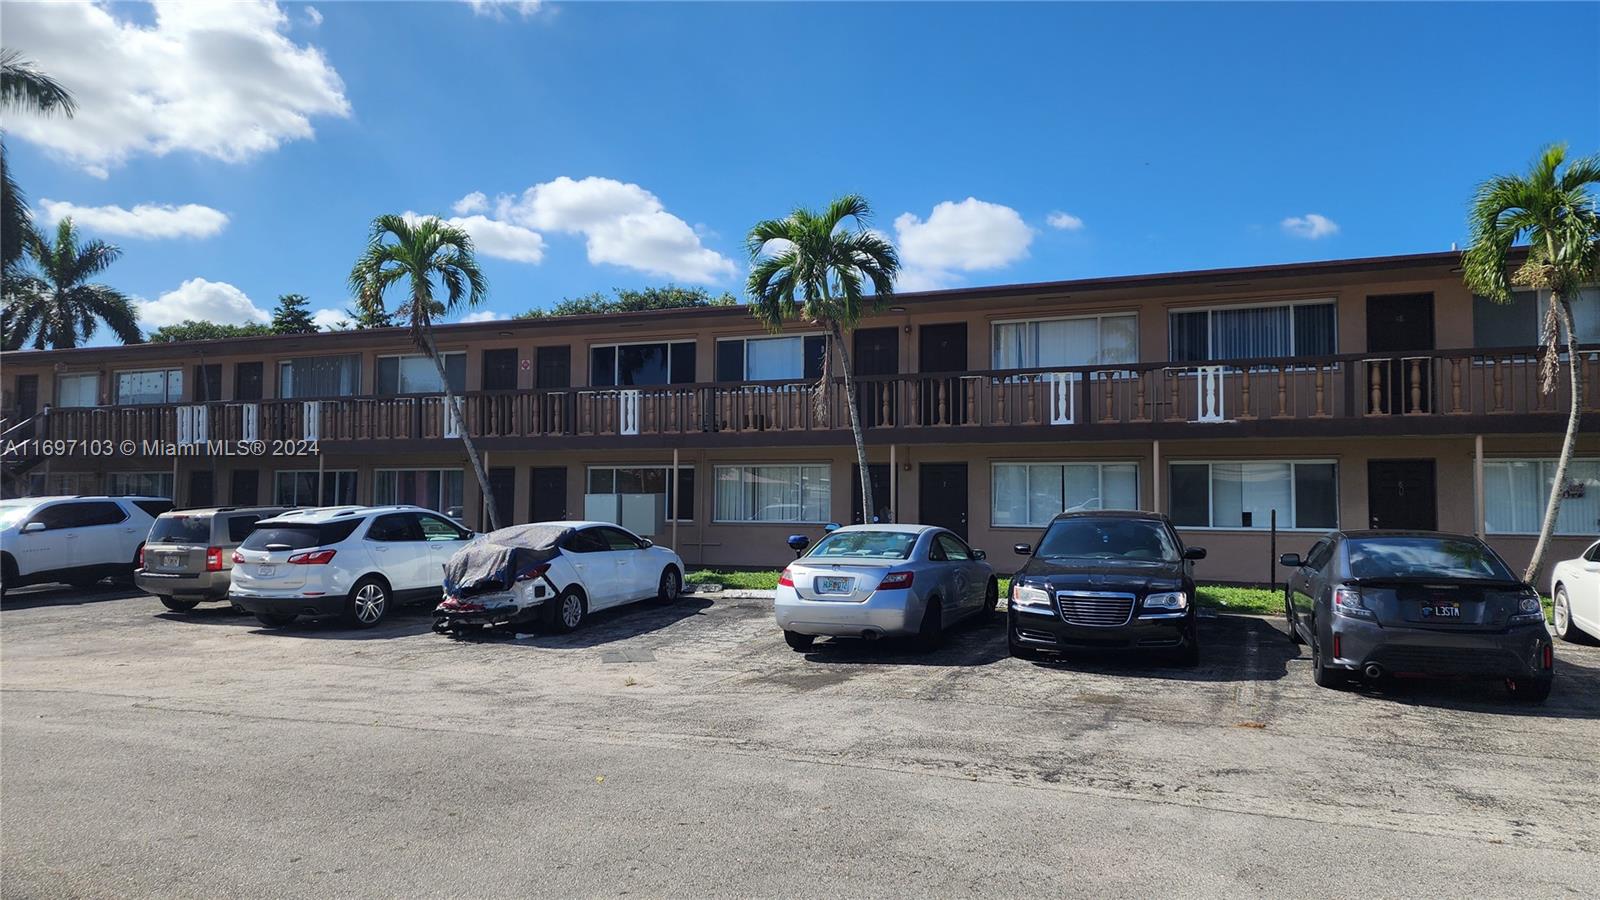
[6,1,1598,338]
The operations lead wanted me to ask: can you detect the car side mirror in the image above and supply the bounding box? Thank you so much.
[640,538,653,548]
[786,534,810,554]
[1183,546,1207,560]
[972,549,987,561]
[1013,543,1032,556]
[823,523,841,533]
[21,521,45,534]
[1278,552,1302,568]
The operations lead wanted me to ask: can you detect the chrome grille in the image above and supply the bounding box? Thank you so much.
[1056,591,1135,627]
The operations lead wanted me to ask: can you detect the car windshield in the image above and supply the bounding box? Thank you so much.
[1035,519,1180,562]
[0,502,36,528]
[149,514,211,544]
[807,530,918,560]
[1346,537,1514,581]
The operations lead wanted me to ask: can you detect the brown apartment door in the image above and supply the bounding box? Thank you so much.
[919,463,969,538]
[482,348,518,391]
[854,327,899,427]
[919,323,969,425]
[230,469,260,506]
[530,466,568,522]
[1366,293,1435,414]
[851,464,893,524]
[1367,460,1437,530]
[485,467,515,530]
[535,346,572,433]
[15,374,37,438]
[188,471,215,508]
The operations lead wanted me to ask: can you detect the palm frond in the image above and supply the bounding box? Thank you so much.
[0,49,76,117]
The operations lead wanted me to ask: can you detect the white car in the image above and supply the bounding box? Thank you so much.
[1550,539,1600,643]
[433,521,685,635]
[229,505,474,629]
[0,495,173,596]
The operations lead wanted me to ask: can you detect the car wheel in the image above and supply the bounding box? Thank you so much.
[1007,630,1042,661]
[783,630,815,652]
[1506,674,1553,703]
[1311,633,1347,690]
[344,577,390,629]
[159,597,200,613]
[546,588,586,634]
[1552,586,1590,644]
[0,555,14,599]
[655,567,681,604]
[913,598,944,654]
[1173,629,1200,667]
[1285,594,1305,645]
[978,579,999,622]
[254,611,297,628]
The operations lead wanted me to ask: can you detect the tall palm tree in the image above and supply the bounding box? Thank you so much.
[1463,143,1600,582]
[348,214,501,530]
[747,195,900,525]
[2,49,77,279]
[2,218,141,349]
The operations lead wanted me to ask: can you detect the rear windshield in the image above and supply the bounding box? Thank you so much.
[226,515,264,543]
[807,531,918,560]
[240,519,362,551]
[1346,537,1514,581]
[149,513,212,544]
[133,500,175,517]
[1036,518,1179,562]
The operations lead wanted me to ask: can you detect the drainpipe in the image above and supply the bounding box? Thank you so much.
[671,446,679,552]
[1473,434,1485,539]
[1152,439,1161,513]
[889,444,898,522]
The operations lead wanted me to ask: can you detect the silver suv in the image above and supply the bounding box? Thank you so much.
[136,506,290,612]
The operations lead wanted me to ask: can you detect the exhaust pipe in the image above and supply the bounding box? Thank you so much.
[1363,662,1384,680]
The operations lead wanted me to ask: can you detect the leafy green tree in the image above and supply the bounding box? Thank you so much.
[2,49,76,280]
[2,218,141,349]
[349,214,501,529]
[148,320,274,343]
[270,292,319,334]
[517,285,738,319]
[1463,143,1600,581]
[344,294,396,329]
[746,195,900,524]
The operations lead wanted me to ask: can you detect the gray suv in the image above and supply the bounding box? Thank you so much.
[136,507,290,612]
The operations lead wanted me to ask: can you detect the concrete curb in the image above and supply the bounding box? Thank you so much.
[685,587,774,601]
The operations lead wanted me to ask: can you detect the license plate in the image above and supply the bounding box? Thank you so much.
[161,554,181,568]
[815,576,853,594]
[256,565,276,577]
[1426,602,1460,618]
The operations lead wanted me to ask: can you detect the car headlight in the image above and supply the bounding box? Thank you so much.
[1143,590,1188,612]
[1011,583,1052,609]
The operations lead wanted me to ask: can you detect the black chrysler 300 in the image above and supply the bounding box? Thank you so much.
[1007,511,1205,666]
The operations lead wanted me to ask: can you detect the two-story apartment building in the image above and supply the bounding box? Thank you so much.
[3,250,1597,583]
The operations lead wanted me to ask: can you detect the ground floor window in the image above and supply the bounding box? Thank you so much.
[106,472,175,499]
[374,469,464,517]
[992,462,1139,527]
[274,470,358,507]
[714,464,831,523]
[586,466,694,521]
[1169,461,1337,529]
[1485,458,1600,536]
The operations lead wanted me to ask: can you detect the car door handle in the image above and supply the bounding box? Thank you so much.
[372,547,388,553]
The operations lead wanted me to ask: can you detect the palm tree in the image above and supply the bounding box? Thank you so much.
[348,214,502,530]
[2,49,76,279]
[747,195,900,525]
[2,218,141,349]
[1463,143,1600,582]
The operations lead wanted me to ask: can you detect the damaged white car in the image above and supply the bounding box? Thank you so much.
[433,521,685,636]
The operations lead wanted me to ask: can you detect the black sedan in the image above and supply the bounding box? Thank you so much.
[1281,530,1554,701]
[1007,511,1206,666]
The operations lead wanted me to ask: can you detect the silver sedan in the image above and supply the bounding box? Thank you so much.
[774,524,999,652]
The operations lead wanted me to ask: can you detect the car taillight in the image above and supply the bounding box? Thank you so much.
[1543,643,1554,670]
[516,563,551,582]
[136,545,145,567]
[232,550,245,564]
[206,547,224,572]
[778,568,795,588]
[287,549,337,565]
[877,571,915,590]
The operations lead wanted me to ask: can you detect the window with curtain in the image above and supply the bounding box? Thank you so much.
[376,352,466,395]
[991,314,1138,369]
[586,466,695,521]
[1485,458,1600,535]
[715,335,827,381]
[278,355,361,399]
[991,462,1140,527]
[115,368,182,405]
[273,470,358,506]
[106,472,175,498]
[714,464,831,523]
[373,469,465,515]
[1168,461,1337,529]
[1168,301,1336,363]
[1473,288,1600,348]
[56,373,99,407]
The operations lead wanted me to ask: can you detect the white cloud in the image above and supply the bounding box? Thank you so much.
[402,211,547,264]
[303,6,323,27]
[310,307,347,330]
[452,191,489,215]
[37,200,228,240]
[889,198,1032,290]
[464,1,547,20]
[136,278,270,329]
[1281,213,1340,239]
[496,176,737,282]
[1046,210,1085,231]
[461,310,507,323]
[894,268,958,293]
[4,1,350,176]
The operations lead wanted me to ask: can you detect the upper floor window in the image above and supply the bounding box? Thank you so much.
[716,335,826,382]
[56,372,99,408]
[278,354,360,399]
[1169,300,1336,364]
[116,368,182,405]
[591,341,695,387]
[992,313,1138,370]
[376,352,465,396]
[1472,288,1600,349]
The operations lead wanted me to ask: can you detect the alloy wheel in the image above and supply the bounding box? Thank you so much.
[1553,589,1570,638]
[354,583,386,625]
[562,594,584,628]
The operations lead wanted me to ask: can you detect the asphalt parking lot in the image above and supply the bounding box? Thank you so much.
[3,585,1598,898]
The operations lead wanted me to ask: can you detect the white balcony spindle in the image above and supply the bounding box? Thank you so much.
[1195,366,1226,422]
[1048,372,1079,425]
[239,403,259,442]
[302,401,321,441]
[619,390,641,436]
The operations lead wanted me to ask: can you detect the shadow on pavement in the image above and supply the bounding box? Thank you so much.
[1338,649,1600,720]
[1,582,147,610]
[470,597,717,650]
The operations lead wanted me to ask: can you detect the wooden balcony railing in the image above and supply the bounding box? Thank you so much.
[29,346,1599,447]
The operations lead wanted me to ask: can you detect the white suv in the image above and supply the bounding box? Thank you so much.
[229,505,475,629]
[0,495,173,596]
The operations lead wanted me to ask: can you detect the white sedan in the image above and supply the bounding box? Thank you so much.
[1551,539,1600,643]
[434,521,685,635]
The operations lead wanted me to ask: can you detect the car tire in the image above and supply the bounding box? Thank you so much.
[343,577,390,629]
[254,611,297,628]
[1173,630,1200,667]
[783,630,815,652]
[1311,633,1348,690]
[978,579,999,623]
[1285,594,1305,645]
[1552,586,1592,644]
[1506,674,1553,703]
[1007,631,1042,661]
[159,597,200,613]
[546,588,586,634]
[655,567,681,604]
[0,554,14,599]
[913,598,944,654]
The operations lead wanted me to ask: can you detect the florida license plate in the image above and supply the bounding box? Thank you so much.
[815,576,853,594]
[161,554,181,568]
[257,565,276,577]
